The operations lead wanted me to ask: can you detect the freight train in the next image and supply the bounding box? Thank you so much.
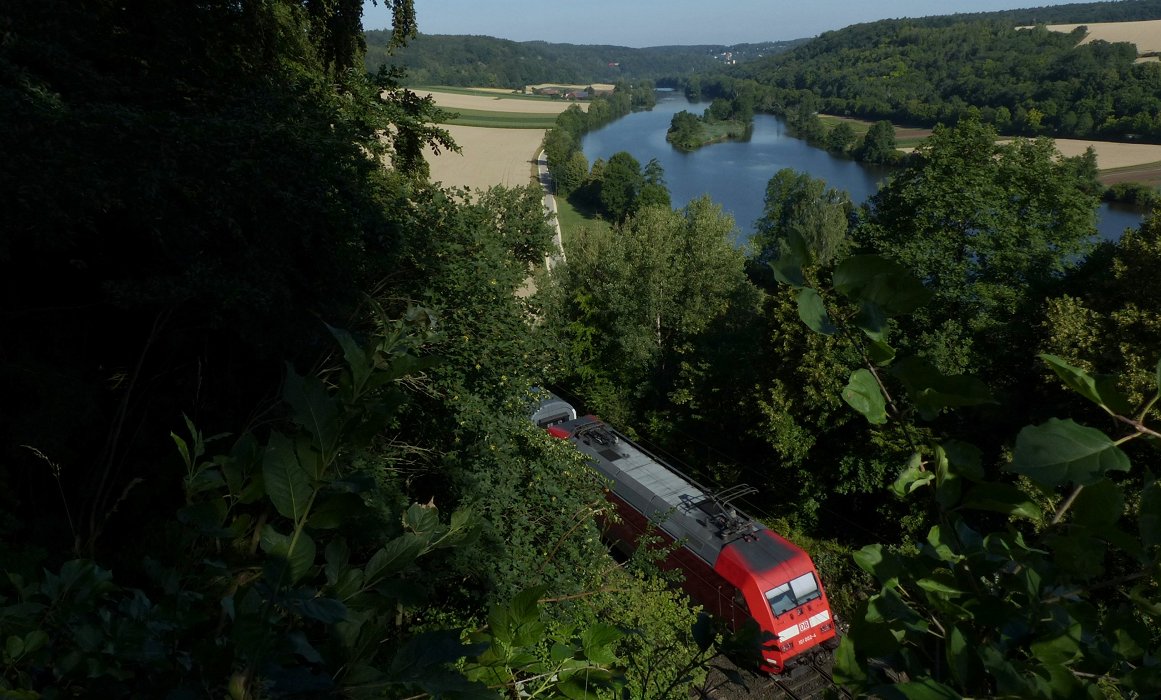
[531,394,839,674]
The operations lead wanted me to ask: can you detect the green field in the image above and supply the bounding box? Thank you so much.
[818,114,931,149]
[411,85,556,103]
[441,109,559,129]
[555,196,611,250]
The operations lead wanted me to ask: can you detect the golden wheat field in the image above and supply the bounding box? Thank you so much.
[1039,19,1161,55]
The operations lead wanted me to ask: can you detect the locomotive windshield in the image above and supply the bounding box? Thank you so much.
[765,572,821,616]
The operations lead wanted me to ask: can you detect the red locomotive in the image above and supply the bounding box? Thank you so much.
[532,397,838,674]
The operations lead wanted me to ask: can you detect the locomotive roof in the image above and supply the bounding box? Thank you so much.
[554,415,803,574]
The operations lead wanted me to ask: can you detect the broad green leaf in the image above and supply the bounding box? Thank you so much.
[942,440,984,481]
[832,636,867,687]
[581,622,621,666]
[1070,478,1123,527]
[364,535,425,587]
[283,368,339,465]
[1039,353,1129,415]
[946,626,970,687]
[843,369,888,425]
[510,585,546,626]
[1029,624,1082,665]
[925,525,964,564]
[915,574,964,596]
[891,452,933,498]
[1046,533,1106,579]
[960,482,1043,521]
[309,493,366,529]
[1009,418,1130,487]
[796,287,836,335]
[404,502,442,537]
[890,357,993,420]
[327,324,372,394]
[853,544,906,585]
[297,597,348,624]
[262,431,314,522]
[832,254,932,316]
[888,677,960,700]
[854,301,888,342]
[769,258,805,289]
[1141,478,1161,548]
[260,526,315,585]
[867,339,896,366]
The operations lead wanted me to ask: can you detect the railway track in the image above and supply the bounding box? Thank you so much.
[698,654,853,700]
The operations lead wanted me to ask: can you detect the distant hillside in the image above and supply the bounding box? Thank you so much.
[728,0,1161,142]
[364,32,805,88]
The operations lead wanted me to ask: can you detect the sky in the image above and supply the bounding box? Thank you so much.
[362,0,1099,47]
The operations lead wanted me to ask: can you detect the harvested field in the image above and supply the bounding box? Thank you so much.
[1052,138,1161,170]
[526,82,616,93]
[423,89,588,114]
[424,124,544,191]
[1038,19,1161,55]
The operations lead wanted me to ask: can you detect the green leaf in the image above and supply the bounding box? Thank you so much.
[510,586,546,626]
[945,625,970,687]
[832,254,932,316]
[853,545,906,586]
[832,635,867,687]
[942,440,984,481]
[890,357,994,420]
[364,535,425,587]
[886,678,961,700]
[309,493,367,529]
[854,301,889,342]
[1046,533,1106,579]
[327,325,372,394]
[1039,353,1130,415]
[891,452,931,498]
[915,574,964,596]
[1070,478,1123,527]
[769,258,804,289]
[796,287,836,335]
[1029,624,1082,665]
[283,368,340,467]
[5,636,24,662]
[260,526,315,585]
[262,431,314,522]
[404,502,442,537]
[843,369,888,425]
[960,482,1043,521]
[867,339,896,366]
[1009,418,1130,488]
[581,622,622,666]
[1141,478,1161,549]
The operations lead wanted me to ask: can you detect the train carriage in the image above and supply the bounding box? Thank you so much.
[540,407,838,674]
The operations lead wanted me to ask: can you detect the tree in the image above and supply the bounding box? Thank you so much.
[766,249,1161,700]
[540,197,748,421]
[638,158,672,210]
[854,120,898,163]
[824,121,858,154]
[753,169,851,268]
[599,151,644,222]
[858,119,1099,376]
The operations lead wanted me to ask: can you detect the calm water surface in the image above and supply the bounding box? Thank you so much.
[581,93,1143,244]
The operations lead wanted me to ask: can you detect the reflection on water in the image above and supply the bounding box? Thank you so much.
[580,94,1145,244]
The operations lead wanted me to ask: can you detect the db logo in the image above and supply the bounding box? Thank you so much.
[798,621,811,633]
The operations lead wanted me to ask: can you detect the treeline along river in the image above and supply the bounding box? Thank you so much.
[580,92,1145,244]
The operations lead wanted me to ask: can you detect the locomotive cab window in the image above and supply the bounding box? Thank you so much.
[765,572,821,616]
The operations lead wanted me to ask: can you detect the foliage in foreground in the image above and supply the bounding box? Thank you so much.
[769,232,1161,698]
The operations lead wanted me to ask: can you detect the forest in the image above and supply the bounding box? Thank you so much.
[363,32,803,89]
[727,1,1161,141]
[3,0,1161,699]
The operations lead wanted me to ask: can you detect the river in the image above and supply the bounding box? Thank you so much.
[580,93,1145,244]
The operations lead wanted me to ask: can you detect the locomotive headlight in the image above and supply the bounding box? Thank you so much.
[821,622,833,633]
[779,641,793,652]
